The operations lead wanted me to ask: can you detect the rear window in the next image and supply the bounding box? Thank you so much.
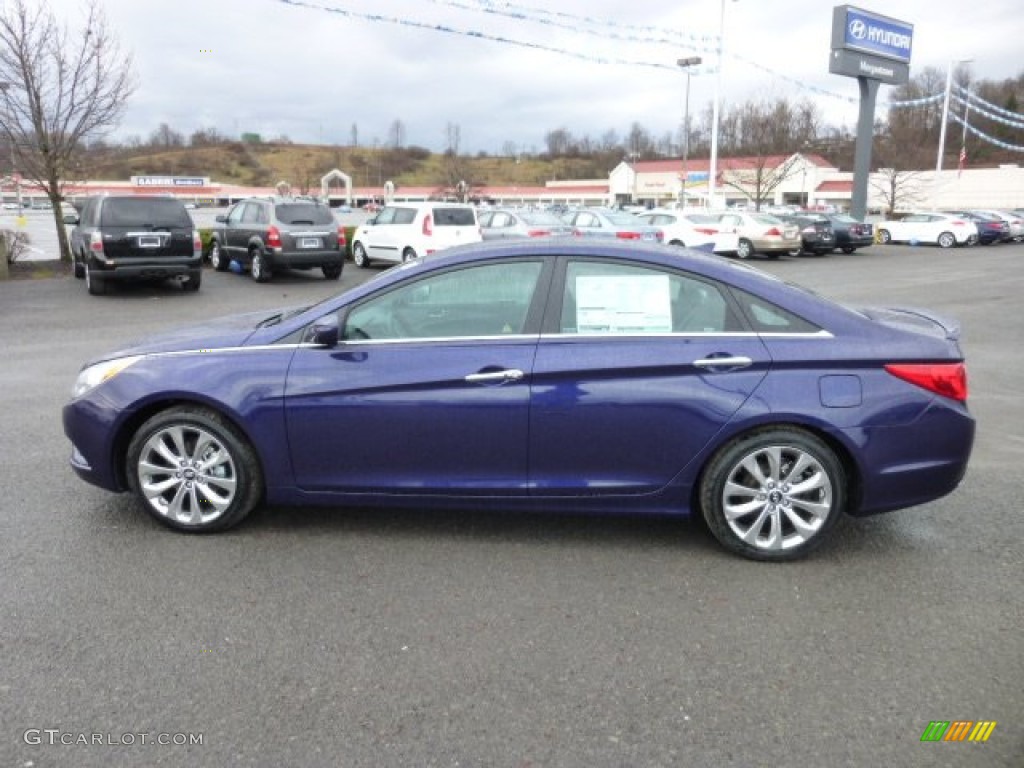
[432,207,476,227]
[100,198,192,227]
[275,203,335,226]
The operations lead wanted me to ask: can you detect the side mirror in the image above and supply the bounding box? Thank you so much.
[309,315,339,348]
[215,215,227,223]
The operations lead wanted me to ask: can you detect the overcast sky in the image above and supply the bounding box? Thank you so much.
[45,0,1023,154]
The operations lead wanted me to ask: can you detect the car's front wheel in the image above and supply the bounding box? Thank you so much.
[126,406,263,532]
[877,229,891,244]
[699,427,845,561]
[352,242,370,268]
[841,246,856,254]
[209,241,229,272]
[937,231,956,249]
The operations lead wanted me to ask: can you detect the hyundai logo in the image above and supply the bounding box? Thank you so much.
[848,19,867,39]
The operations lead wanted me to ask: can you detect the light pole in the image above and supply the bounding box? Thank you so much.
[708,0,737,210]
[936,57,974,178]
[677,56,701,209]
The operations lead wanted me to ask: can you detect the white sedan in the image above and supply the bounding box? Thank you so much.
[637,210,739,254]
[875,212,977,248]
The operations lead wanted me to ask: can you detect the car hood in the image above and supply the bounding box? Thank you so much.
[91,307,304,363]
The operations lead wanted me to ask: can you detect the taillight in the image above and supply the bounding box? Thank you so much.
[765,227,782,236]
[616,231,641,240]
[89,231,104,254]
[192,230,202,255]
[801,226,815,235]
[527,229,550,237]
[422,214,433,236]
[884,362,968,402]
[337,225,346,249]
[655,231,664,242]
[266,225,282,247]
[572,228,583,237]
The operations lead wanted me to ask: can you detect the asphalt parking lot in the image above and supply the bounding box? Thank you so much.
[1,243,1021,767]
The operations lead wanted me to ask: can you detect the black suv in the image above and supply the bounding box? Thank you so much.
[67,196,202,295]
[209,197,344,282]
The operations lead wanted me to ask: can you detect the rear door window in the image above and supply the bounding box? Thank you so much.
[274,203,334,226]
[432,207,476,227]
[100,198,192,228]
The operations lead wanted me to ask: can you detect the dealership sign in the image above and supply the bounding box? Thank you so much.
[829,5,912,85]
[131,176,209,187]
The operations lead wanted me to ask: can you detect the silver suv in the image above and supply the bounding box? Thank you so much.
[351,202,481,267]
[209,197,345,282]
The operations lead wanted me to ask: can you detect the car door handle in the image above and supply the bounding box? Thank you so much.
[692,356,753,370]
[465,369,525,383]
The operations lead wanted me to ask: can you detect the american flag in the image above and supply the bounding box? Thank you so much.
[958,145,967,178]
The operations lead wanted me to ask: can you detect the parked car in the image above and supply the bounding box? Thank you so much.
[351,201,481,267]
[636,209,719,251]
[65,195,202,296]
[777,214,836,256]
[561,208,664,243]
[478,208,577,239]
[208,197,345,282]
[818,213,874,253]
[875,212,977,248]
[973,209,1023,241]
[942,210,1009,245]
[63,240,975,562]
[715,211,802,259]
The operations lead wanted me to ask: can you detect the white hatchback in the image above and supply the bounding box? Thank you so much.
[351,202,481,267]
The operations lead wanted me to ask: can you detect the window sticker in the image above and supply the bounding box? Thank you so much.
[575,274,672,333]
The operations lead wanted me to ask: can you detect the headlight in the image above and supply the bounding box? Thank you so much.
[72,356,143,398]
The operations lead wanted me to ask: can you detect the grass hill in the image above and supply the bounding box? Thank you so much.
[80,141,620,191]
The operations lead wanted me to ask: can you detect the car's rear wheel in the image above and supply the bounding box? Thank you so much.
[73,251,85,279]
[209,241,229,272]
[85,264,107,295]
[937,231,956,249]
[183,269,202,292]
[877,229,891,244]
[250,249,270,282]
[402,247,417,263]
[699,427,845,561]
[353,242,370,268]
[841,246,856,254]
[126,406,263,533]
[322,264,342,280]
[736,238,754,259]
[668,239,685,247]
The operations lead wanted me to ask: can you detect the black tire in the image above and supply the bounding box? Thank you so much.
[402,247,417,263]
[699,427,845,561]
[322,263,343,280]
[73,251,85,279]
[668,239,686,248]
[126,406,263,533]
[736,238,754,260]
[937,231,956,249]
[352,242,370,268]
[877,229,891,245]
[209,240,229,272]
[250,249,270,282]
[841,246,856,254]
[183,269,202,292]
[85,264,107,295]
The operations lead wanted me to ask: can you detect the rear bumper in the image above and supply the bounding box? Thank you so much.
[87,254,202,280]
[268,250,345,269]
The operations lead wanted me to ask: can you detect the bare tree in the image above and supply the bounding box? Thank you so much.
[871,168,925,216]
[720,154,802,211]
[387,119,406,149]
[0,0,136,262]
[149,122,185,149]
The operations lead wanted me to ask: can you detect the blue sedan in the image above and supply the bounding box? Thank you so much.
[63,241,975,561]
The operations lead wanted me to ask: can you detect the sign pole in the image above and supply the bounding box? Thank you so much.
[850,76,879,221]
